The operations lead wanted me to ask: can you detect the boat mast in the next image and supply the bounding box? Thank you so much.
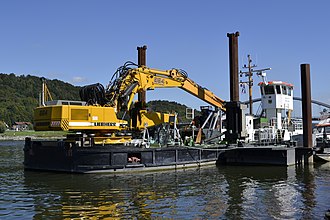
[240,55,271,115]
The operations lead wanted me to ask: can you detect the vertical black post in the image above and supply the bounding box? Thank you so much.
[227,32,240,102]
[137,45,147,104]
[300,64,312,148]
[225,32,244,144]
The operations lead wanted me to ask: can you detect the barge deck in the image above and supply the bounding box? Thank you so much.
[23,137,225,173]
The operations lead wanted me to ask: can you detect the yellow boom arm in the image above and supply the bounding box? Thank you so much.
[107,66,225,112]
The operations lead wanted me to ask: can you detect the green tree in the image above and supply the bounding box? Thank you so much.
[0,121,6,133]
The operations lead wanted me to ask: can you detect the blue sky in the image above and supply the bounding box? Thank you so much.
[1,1,329,114]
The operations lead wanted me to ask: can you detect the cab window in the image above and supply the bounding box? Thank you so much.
[282,86,287,95]
[264,85,275,95]
[276,85,281,94]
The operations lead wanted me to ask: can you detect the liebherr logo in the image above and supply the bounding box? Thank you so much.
[93,122,117,126]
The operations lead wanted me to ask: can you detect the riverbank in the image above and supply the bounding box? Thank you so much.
[0,130,67,141]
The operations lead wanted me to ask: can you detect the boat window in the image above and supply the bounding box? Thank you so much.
[295,123,303,130]
[260,87,264,95]
[264,85,275,95]
[282,86,287,95]
[276,85,281,94]
[288,87,292,96]
[325,126,330,133]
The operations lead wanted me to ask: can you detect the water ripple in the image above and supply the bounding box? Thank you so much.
[1,142,330,219]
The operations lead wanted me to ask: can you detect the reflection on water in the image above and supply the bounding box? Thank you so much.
[1,141,330,219]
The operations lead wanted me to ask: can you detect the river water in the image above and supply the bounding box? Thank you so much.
[1,141,330,219]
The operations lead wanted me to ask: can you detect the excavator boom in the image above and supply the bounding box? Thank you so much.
[106,63,226,112]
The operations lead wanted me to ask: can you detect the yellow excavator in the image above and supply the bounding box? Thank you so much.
[34,62,225,145]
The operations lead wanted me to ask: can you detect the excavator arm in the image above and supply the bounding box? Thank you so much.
[106,63,226,112]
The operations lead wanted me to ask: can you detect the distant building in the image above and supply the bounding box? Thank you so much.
[12,122,31,131]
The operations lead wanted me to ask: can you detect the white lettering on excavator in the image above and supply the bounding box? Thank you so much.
[92,122,128,127]
[154,77,164,85]
[93,122,117,126]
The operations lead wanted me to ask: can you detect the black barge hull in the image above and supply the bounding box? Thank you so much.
[23,138,224,173]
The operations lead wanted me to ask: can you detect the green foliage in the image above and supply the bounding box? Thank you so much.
[0,73,80,126]
[0,121,6,133]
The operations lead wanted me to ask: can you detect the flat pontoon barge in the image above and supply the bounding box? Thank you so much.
[24,138,224,173]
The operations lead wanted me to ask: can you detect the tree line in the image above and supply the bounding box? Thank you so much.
[0,73,80,126]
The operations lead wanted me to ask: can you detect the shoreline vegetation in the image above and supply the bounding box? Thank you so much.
[0,130,67,141]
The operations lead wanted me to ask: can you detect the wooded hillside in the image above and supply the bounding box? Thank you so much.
[0,73,80,126]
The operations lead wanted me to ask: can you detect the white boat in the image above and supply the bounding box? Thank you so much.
[244,80,303,145]
[313,111,330,162]
[314,111,330,146]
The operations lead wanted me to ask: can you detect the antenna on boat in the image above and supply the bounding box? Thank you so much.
[240,54,271,115]
[257,69,271,85]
